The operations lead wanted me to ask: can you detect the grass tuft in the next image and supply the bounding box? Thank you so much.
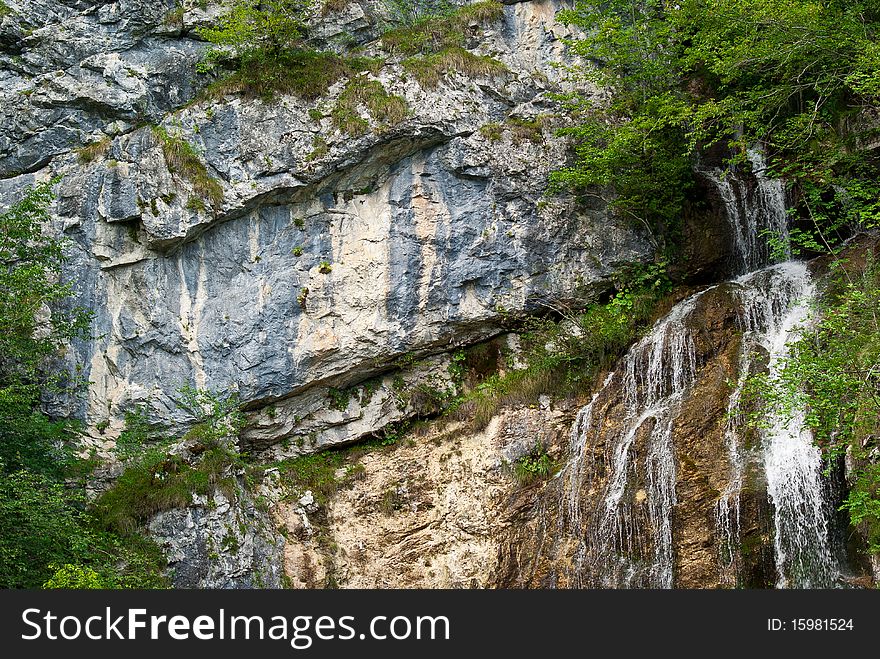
[202,50,384,103]
[331,77,408,136]
[152,126,223,209]
[76,136,112,163]
[381,1,504,56]
[402,47,507,87]
[93,444,241,536]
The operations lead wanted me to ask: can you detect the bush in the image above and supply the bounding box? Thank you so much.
[0,468,167,589]
[198,0,312,69]
[510,443,557,486]
[93,445,241,535]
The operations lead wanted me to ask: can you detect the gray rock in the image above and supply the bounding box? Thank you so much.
[0,0,651,451]
[148,482,285,589]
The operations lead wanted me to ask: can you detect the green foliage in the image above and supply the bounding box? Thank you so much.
[198,1,389,102]
[0,468,168,589]
[0,1,11,18]
[381,1,506,87]
[93,445,240,535]
[327,386,351,412]
[0,182,91,478]
[510,442,558,486]
[318,260,332,274]
[381,1,503,54]
[745,252,880,556]
[95,388,245,536]
[0,183,165,589]
[275,447,368,507]
[43,563,107,589]
[152,126,224,208]
[555,0,880,255]
[479,122,503,142]
[307,136,330,161]
[186,196,208,213]
[203,49,383,102]
[331,77,408,136]
[198,0,312,70]
[115,406,165,464]
[841,465,880,554]
[402,47,507,88]
[451,262,670,429]
[163,6,185,29]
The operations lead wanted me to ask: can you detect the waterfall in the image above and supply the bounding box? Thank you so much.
[556,148,844,588]
[557,289,709,587]
[719,262,839,588]
[758,267,839,587]
[702,148,791,275]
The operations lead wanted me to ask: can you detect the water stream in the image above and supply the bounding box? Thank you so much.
[557,150,842,588]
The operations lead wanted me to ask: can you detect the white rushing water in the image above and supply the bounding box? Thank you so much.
[557,289,708,587]
[557,148,843,588]
[757,267,838,587]
[718,262,840,587]
[703,148,791,275]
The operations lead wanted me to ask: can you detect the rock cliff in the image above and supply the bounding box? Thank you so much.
[1,0,651,455]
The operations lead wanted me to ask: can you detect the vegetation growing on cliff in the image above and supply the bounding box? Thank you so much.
[198,0,381,101]
[0,184,166,588]
[94,388,247,536]
[383,1,507,86]
[554,0,880,256]
[452,262,673,429]
[152,126,224,208]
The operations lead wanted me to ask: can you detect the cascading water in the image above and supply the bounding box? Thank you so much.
[720,262,840,588]
[702,148,791,273]
[556,148,844,588]
[557,290,708,587]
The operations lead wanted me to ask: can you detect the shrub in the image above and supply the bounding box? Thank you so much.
[198,0,312,69]
[509,443,557,486]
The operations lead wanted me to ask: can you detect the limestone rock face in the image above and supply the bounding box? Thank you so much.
[0,0,652,456]
[149,482,285,589]
[274,408,570,589]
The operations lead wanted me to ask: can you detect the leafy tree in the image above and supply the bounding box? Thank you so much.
[0,467,167,588]
[198,0,314,70]
[0,180,91,477]
[0,184,167,589]
[553,0,880,254]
